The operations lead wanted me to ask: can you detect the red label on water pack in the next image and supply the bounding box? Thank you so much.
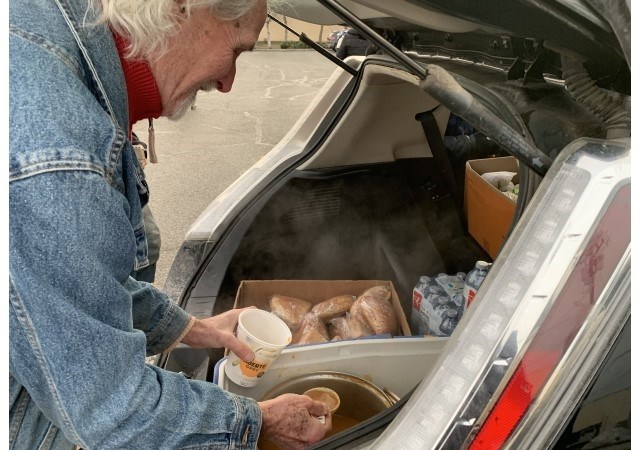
[467,289,477,307]
[413,290,423,310]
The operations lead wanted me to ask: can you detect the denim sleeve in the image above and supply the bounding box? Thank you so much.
[9,171,262,449]
[125,276,192,356]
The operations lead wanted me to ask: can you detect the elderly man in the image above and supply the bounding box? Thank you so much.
[9,0,331,448]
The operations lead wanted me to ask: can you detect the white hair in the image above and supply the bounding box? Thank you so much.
[89,0,261,59]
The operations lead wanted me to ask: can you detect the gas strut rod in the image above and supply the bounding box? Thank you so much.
[317,0,428,79]
[267,13,357,77]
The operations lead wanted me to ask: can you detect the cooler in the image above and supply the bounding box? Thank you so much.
[214,336,448,401]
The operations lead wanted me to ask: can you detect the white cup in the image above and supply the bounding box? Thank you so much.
[225,309,292,387]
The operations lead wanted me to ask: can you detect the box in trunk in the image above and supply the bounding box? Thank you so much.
[464,156,520,259]
[233,279,411,339]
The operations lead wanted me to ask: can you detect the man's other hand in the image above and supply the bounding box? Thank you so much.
[259,393,333,449]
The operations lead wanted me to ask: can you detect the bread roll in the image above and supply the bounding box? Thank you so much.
[357,285,391,303]
[291,313,329,345]
[327,316,349,340]
[269,294,312,330]
[312,294,356,322]
[350,295,398,335]
[346,312,374,338]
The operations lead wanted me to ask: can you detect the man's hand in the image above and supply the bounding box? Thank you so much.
[259,394,332,450]
[181,307,256,361]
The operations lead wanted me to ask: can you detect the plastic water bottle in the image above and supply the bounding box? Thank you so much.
[451,292,465,319]
[426,296,450,336]
[411,276,431,334]
[464,261,492,308]
[439,309,459,336]
[434,296,450,318]
[435,273,465,299]
[412,276,431,309]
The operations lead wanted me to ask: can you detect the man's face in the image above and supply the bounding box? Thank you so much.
[150,0,267,120]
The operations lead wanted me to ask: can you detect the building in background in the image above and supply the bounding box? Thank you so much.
[258,14,343,48]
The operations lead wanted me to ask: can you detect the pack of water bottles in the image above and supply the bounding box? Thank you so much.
[411,261,491,337]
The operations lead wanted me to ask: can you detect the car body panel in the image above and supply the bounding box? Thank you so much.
[276,0,503,33]
[276,0,623,59]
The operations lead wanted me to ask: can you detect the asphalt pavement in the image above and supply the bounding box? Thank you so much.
[132,50,336,289]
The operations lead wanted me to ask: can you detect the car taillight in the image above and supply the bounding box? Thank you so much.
[373,139,630,450]
[469,183,630,450]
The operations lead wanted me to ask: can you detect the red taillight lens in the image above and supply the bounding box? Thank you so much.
[470,183,630,450]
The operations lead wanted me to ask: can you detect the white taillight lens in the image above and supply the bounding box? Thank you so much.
[470,182,630,449]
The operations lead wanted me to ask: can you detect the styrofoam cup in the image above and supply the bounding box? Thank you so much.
[225,309,292,387]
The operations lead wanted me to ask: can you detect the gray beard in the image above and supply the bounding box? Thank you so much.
[168,82,217,121]
[167,92,197,121]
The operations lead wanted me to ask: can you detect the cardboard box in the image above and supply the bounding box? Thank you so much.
[464,156,519,259]
[233,280,411,339]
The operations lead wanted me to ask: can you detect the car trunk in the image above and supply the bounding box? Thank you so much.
[164,58,605,392]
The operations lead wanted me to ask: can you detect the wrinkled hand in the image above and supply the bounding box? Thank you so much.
[259,393,332,450]
[181,307,256,361]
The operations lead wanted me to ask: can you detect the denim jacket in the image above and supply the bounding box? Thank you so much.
[9,0,261,448]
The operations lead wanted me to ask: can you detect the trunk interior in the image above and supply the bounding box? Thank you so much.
[215,157,491,322]
[212,60,514,319]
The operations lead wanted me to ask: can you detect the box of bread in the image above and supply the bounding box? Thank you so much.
[232,280,411,347]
